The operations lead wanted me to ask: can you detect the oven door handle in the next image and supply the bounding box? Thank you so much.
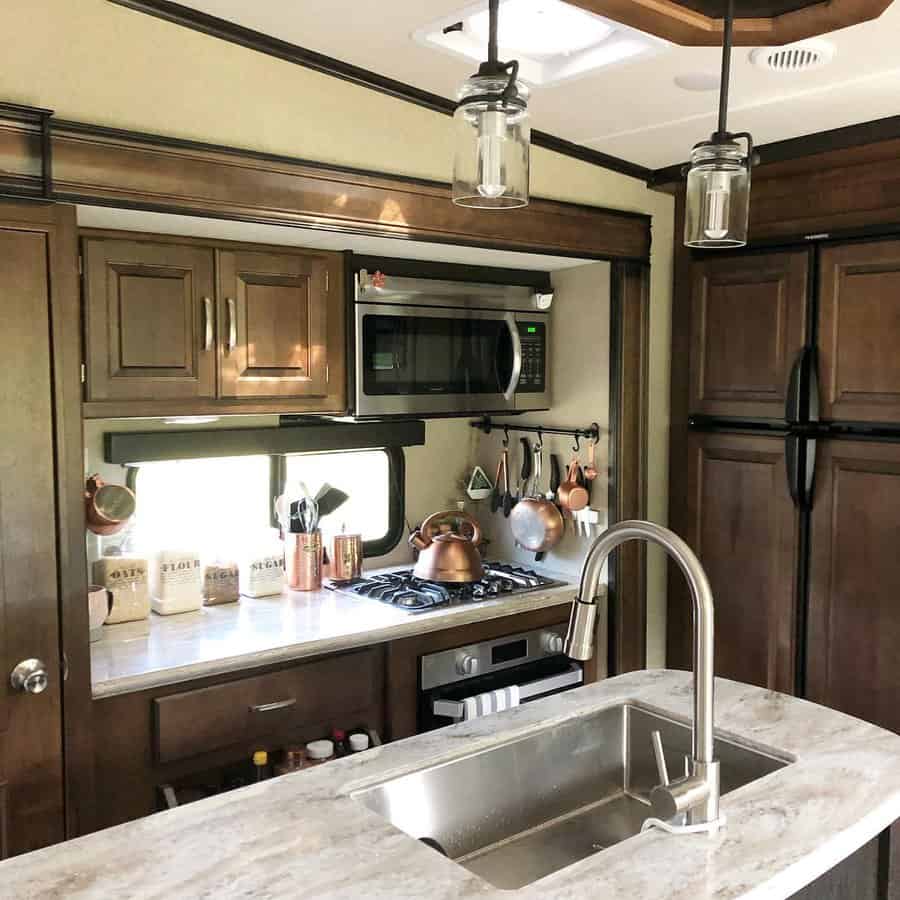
[432,663,583,721]
[503,313,523,403]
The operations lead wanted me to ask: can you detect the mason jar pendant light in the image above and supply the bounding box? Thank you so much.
[684,0,758,247]
[452,0,530,209]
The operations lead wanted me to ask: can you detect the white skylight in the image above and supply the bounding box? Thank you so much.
[413,0,668,87]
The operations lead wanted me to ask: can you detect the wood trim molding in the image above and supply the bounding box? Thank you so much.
[107,0,651,182]
[567,0,892,45]
[0,115,651,262]
[608,261,650,673]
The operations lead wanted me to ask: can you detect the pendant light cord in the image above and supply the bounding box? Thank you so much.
[716,0,735,140]
[488,0,499,65]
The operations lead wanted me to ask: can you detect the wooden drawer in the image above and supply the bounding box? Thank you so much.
[154,649,381,764]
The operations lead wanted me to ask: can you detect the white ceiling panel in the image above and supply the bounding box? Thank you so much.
[169,0,900,169]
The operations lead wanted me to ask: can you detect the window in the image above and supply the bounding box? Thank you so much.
[125,448,403,559]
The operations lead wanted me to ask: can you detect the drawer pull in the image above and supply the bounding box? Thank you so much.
[249,698,297,713]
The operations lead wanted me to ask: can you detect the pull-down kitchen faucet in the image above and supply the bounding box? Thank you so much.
[566,520,720,828]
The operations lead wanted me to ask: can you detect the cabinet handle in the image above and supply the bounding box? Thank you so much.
[249,698,297,713]
[226,297,236,352]
[202,297,213,351]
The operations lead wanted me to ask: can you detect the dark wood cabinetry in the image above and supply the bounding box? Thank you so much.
[679,431,799,693]
[81,233,346,416]
[818,240,900,423]
[84,239,217,401]
[689,250,809,420]
[806,439,900,731]
[218,249,333,399]
[92,648,386,830]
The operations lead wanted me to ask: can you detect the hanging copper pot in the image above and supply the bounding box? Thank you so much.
[409,510,484,583]
[85,474,136,536]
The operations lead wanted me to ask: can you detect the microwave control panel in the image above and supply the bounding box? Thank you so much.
[518,321,546,393]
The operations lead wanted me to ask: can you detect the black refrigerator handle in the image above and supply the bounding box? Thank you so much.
[785,433,817,511]
[786,346,820,425]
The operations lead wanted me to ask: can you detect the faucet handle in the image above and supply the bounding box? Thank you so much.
[650,730,670,787]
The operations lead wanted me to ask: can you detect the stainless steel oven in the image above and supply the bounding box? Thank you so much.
[353,268,552,417]
[418,624,582,732]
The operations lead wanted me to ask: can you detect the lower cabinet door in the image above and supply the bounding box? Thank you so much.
[672,431,800,693]
[807,439,900,732]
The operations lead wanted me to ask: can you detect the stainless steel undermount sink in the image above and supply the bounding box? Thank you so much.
[352,703,790,890]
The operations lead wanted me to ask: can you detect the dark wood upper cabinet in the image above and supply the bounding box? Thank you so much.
[217,249,335,399]
[689,250,809,419]
[674,430,799,693]
[806,439,900,732]
[818,240,900,423]
[81,234,347,416]
[83,239,216,402]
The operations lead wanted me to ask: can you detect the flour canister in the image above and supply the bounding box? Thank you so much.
[149,550,203,615]
[92,557,150,624]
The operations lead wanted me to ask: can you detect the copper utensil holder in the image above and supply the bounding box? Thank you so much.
[329,533,363,582]
[287,531,323,591]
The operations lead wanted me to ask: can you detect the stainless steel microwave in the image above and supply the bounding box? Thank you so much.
[353,269,552,417]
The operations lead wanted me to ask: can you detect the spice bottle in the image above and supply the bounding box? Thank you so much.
[253,750,269,782]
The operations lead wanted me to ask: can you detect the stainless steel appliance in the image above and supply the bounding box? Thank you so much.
[418,623,582,732]
[353,266,552,417]
[329,562,564,611]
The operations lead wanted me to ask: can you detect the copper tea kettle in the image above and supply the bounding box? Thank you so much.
[409,510,484,583]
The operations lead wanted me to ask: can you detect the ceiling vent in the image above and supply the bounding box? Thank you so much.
[750,40,835,74]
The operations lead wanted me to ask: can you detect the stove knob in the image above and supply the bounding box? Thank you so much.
[456,653,480,677]
[541,631,564,655]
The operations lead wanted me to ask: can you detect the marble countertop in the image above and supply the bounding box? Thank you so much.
[9,669,900,899]
[91,568,577,698]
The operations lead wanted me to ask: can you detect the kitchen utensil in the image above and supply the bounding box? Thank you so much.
[292,494,320,534]
[549,453,562,499]
[409,510,484,582]
[85,475,136,536]
[584,438,599,482]
[501,443,513,517]
[316,486,350,519]
[509,440,564,554]
[558,458,589,512]
[490,453,504,514]
[515,437,531,503]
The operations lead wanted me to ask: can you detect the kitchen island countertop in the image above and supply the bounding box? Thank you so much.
[9,669,900,899]
[91,567,577,698]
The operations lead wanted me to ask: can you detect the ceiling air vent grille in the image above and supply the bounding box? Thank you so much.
[750,40,835,73]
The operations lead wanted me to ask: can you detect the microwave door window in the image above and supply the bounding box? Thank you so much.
[362,314,512,397]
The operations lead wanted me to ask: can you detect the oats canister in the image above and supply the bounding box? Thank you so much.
[92,556,150,624]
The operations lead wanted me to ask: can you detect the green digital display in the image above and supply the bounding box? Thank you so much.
[527,326,537,334]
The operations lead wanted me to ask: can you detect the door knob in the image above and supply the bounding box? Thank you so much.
[10,659,49,694]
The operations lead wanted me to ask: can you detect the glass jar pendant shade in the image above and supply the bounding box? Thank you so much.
[452,0,530,208]
[684,140,750,247]
[684,0,756,248]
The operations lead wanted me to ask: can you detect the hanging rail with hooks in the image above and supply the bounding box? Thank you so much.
[470,416,601,444]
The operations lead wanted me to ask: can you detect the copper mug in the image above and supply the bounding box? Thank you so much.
[329,533,363,582]
[287,531,323,591]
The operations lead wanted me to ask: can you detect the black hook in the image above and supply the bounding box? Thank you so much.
[572,432,581,453]
[502,425,510,448]
[535,428,543,450]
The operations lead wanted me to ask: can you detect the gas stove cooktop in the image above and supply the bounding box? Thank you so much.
[330,563,566,612]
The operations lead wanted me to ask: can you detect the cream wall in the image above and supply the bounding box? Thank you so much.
[5,0,672,665]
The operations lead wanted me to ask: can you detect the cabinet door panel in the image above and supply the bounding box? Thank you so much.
[807,440,900,731]
[689,251,809,419]
[677,431,799,693]
[219,249,336,399]
[84,239,216,401]
[819,240,900,422]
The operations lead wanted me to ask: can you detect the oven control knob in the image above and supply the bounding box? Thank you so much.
[456,653,480,677]
[541,632,564,655]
